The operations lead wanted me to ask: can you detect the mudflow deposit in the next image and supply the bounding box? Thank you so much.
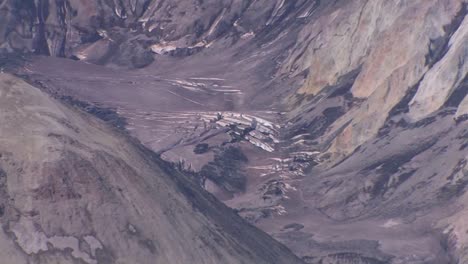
[0,0,467,263]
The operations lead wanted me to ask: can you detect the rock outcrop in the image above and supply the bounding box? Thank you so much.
[284,0,467,160]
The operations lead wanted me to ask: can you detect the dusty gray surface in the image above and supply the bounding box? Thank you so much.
[0,73,304,264]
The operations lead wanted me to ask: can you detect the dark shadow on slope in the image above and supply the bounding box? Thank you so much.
[361,138,438,197]
[444,73,467,108]
[60,96,128,130]
[200,146,248,193]
[425,3,467,68]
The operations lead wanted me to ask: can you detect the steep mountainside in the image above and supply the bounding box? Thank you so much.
[1,0,467,263]
[0,73,304,264]
[0,0,315,67]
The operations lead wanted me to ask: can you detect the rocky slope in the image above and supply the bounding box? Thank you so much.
[0,73,304,264]
[283,0,467,160]
[1,0,467,263]
[0,0,312,67]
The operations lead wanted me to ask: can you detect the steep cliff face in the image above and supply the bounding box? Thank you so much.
[276,2,468,262]
[1,0,468,263]
[0,74,304,264]
[284,0,467,160]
